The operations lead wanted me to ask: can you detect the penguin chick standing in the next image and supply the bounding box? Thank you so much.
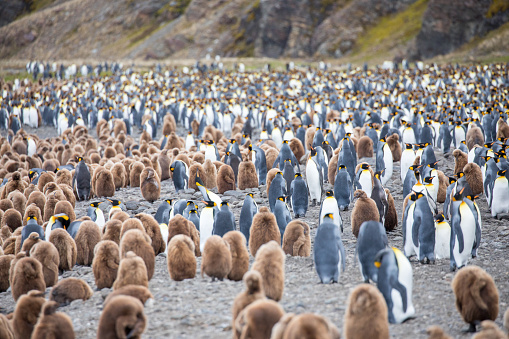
[374,247,415,324]
[313,213,345,284]
[274,196,292,241]
[290,173,308,217]
[140,168,161,203]
[306,148,323,206]
[319,190,342,232]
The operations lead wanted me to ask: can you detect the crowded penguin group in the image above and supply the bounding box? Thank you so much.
[0,60,507,338]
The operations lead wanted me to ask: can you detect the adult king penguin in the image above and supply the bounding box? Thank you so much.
[313,213,345,284]
[306,148,323,206]
[319,190,342,232]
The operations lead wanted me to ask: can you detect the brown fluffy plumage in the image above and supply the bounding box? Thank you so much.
[463,163,484,196]
[496,118,509,140]
[387,133,402,161]
[94,169,115,198]
[167,234,196,281]
[357,136,374,158]
[55,168,73,187]
[75,221,101,266]
[272,313,340,339]
[223,231,249,281]
[0,198,13,212]
[466,127,484,151]
[251,240,285,301]
[49,277,93,306]
[0,313,13,339]
[135,213,166,255]
[426,326,453,339]
[49,228,77,272]
[2,208,22,232]
[92,240,120,289]
[102,219,122,245]
[188,163,206,190]
[22,203,42,225]
[249,207,281,256]
[216,164,236,194]
[97,295,146,339]
[167,214,201,256]
[234,299,284,339]
[384,188,397,232]
[201,235,232,281]
[129,161,145,188]
[111,162,126,190]
[238,161,258,190]
[437,170,449,203]
[12,290,46,339]
[104,285,153,307]
[472,321,507,339]
[11,256,46,301]
[451,265,499,332]
[119,229,155,280]
[453,149,468,176]
[113,251,148,290]
[282,220,311,257]
[8,190,26,216]
[264,147,279,171]
[140,167,161,203]
[203,159,217,189]
[351,190,380,238]
[30,240,59,287]
[328,154,338,185]
[289,138,305,164]
[54,200,75,222]
[120,218,145,240]
[0,254,14,292]
[344,283,389,339]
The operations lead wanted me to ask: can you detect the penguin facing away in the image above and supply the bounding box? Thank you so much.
[313,213,345,284]
[239,193,258,245]
[356,220,388,283]
[334,164,352,211]
[290,173,308,218]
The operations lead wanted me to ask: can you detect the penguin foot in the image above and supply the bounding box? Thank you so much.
[463,323,477,333]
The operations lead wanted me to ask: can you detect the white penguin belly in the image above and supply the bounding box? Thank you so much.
[393,250,415,323]
[306,159,321,202]
[95,210,106,231]
[358,171,372,197]
[400,151,415,183]
[382,145,393,186]
[404,203,416,257]
[468,148,476,163]
[453,203,476,268]
[435,224,451,259]
[402,129,415,145]
[205,147,216,162]
[199,209,214,252]
[491,179,509,217]
[320,198,340,229]
[454,127,465,147]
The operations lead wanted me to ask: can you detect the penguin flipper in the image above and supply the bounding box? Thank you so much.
[335,228,346,272]
[272,154,281,169]
[452,213,464,253]
[391,275,408,313]
[411,213,420,248]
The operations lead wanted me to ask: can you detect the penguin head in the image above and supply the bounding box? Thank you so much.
[90,202,102,208]
[202,200,216,208]
[76,156,84,162]
[248,144,253,151]
[423,176,434,184]
[360,163,369,170]
[294,173,302,178]
[465,194,478,201]
[434,214,445,223]
[380,137,386,143]
[374,170,384,180]
[229,139,236,144]
[452,187,465,201]
[246,193,254,198]
[455,172,465,179]
[338,165,347,170]
[497,169,507,177]
[276,171,283,177]
[189,209,198,215]
[165,199,173,205]
[53,213,70,228]
[277,196,285,202]
[107,199,122,207]
[409,191,424,201]
[220,201,229,208]
[195,176,205,187]
[325,190,334,197]
[28,170,38,182]
[27,215,37,222]
[310,148,317,157]
[448,176,457,185]
[323,213,334,221]
[427,161,438,169]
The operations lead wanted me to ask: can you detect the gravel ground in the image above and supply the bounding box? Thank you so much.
[0,125,508,339]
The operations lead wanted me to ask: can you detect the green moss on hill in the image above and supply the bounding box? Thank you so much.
[486,0,509,18]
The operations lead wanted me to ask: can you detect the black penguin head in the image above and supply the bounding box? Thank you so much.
[76,156,84,162]
[283,140,289,144]
[452,187,465,201]
[53,213,70,228]
[229,139,236,144]
[294,173,302,178]
[323,213,334,220]
[195,176,204,187]
[202,200,216,208]
[448,176,457,184]
[360,163,369,170]
[498,169,507,177]
[325,190,334,197]
[423,176,434,184]
[338,165,346,170]
[322,140,329,146]
[27,215,37,222]
[374,170,384,180]
[54,167,60,173]
[28,170,39,182]
[427,161,438,169]
[165,199,173,205]
[276,171,283,177]
[310,148,317,157]
[455,172,465,179]
[246,193,254,198]
[220,201,229,207]
[107,199,122,206]
[434,214,445,223]
[409,192,424,201]
[277,196,285,202]
[380,137,386,143]
[189,209,198,215]
[90,202,102,208]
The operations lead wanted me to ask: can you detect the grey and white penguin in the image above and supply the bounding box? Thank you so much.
[239,193,258,245]
[319,190,343,232]
[21,216,45,248]
[334,164,352,211]
[170,160,188,193]
[274,196,292,241]
[155,199,172,225]
[356,220,388,283]
[290,173,308,218]
[73,157,91,201]
[268,171,286,212]
[87,202,105,230]
[402,192,435,264]
[313,213,346,284]
[371,171,388,225]
[213,202,235,237]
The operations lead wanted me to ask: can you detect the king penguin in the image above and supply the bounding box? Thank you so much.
[21,216,45,248]
[402,192,435,263]
[376,138,393,186]
[239,193,258,245]
[196,176,222,206]
[213,202,235,237]
[356,163,373,197]
[155,199,173,224]
[400,143,415,183]
[170,160,188,193]
[374,247,415,324]
[268,171,286,212]
[87,202,105,230]
[490,169,509,218]
[274,196,292,241]
[313,213,346,284]
[319,190,343,232]
[434,214,451,260]
[107,199,125,220]
[371,171,388,225]
[334,164,353,211]
[73,157,91,201]
[199,200,216,253]
[306,148,323,206]
[356,220,388,283]
[45,213,70,241]
[290,173,308,218]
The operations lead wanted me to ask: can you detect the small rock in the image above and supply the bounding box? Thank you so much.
[125,201,138,210]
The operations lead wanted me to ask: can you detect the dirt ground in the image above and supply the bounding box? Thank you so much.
[0,125,508,339]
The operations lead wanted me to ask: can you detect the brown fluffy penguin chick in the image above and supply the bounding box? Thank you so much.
[0,314,13,339]
[30,240,59,287]
[273,313,340,339]
[75,221,101,266]
[201,235,232,281]
[238,161,258,190]
[102,219,122,245]
[231,271,265,338]
[0,199,13,212]
[54,200,76,222]
[140,167,161,203]
[328,154,339,185]
[466,127,484,151]
[129,161,145,188]
[0,254,14,292]
[264,147,279,171]
[249,206,281,256]
[453,149,468,175]
[94,169,115,198]
[55,168,72,187]
[188,163,206,190]
[111,210,130,223]
[21,231,41,253]
[351,190,380,238]
[49,228,77,272]
[216,164,235,194]
[49,277,93,306]
[12,290,46,339]
[32,301,75,339]
[497,118,509,140]
[23,203,42,225]
[167,215,201,256]
[110,162,126,190]
[8,191,26,216]
[119,229,155,280]
[387,133,402,161]
[103,285,153,307]
[135,213,165,255]
[344,283,389,339]
[113,251,149,290]
[384,188,397,232]
[92,240,120,289]
[289,138,305,163]
[167,234,196,281]
[463,163,484,196]
[357,136,374,158]
[234,299,284,339]
[36,172,54,193]
[11,256,46,301]
[2,172,26,199]
[223,231,249,281]
[282,220,311,257]
[2,208,22,232]
[426,325,453,339]
[120,218,145,240]
[437,170,449,203]
[251,240,285,301]
[203,159,217,189]
[451,265,499,332]
[98,296,147,339]
[472,321,508,339]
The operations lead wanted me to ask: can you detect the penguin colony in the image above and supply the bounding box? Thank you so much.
[0,61,507,338]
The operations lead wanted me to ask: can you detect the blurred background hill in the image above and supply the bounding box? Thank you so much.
[1,0,509,64]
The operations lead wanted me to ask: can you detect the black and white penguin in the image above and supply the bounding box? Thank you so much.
[356,163,373,197]
[371,172,388,225]
[21,216,45,247]
[306,148,323,206]
[282,160,295,199]
[334,165,352,211]
[268,171,286,212]
[490,170,509,218]
[400,143,415,183]
[199,200,216,253]
[45,213,70,240]
[356,220,388,283]
[239,193,258,245]
[87,202,105,230]
[290,173,308,218]
[402,192,435,264]
[313,213,345,284]
[374,247,415,324]
[170,160,189,193]
[155,199,173,225]
[274,196,292,240]
[272,140,299,170]
[376,138,393,186]
[213,202,235,237]
[319,190,342,232]
[187,209,200,231]
[196,177,222,206]
[250,144,267,185]
[107,199,125,220]
[434,214,451,260]
[73,157,91,201]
